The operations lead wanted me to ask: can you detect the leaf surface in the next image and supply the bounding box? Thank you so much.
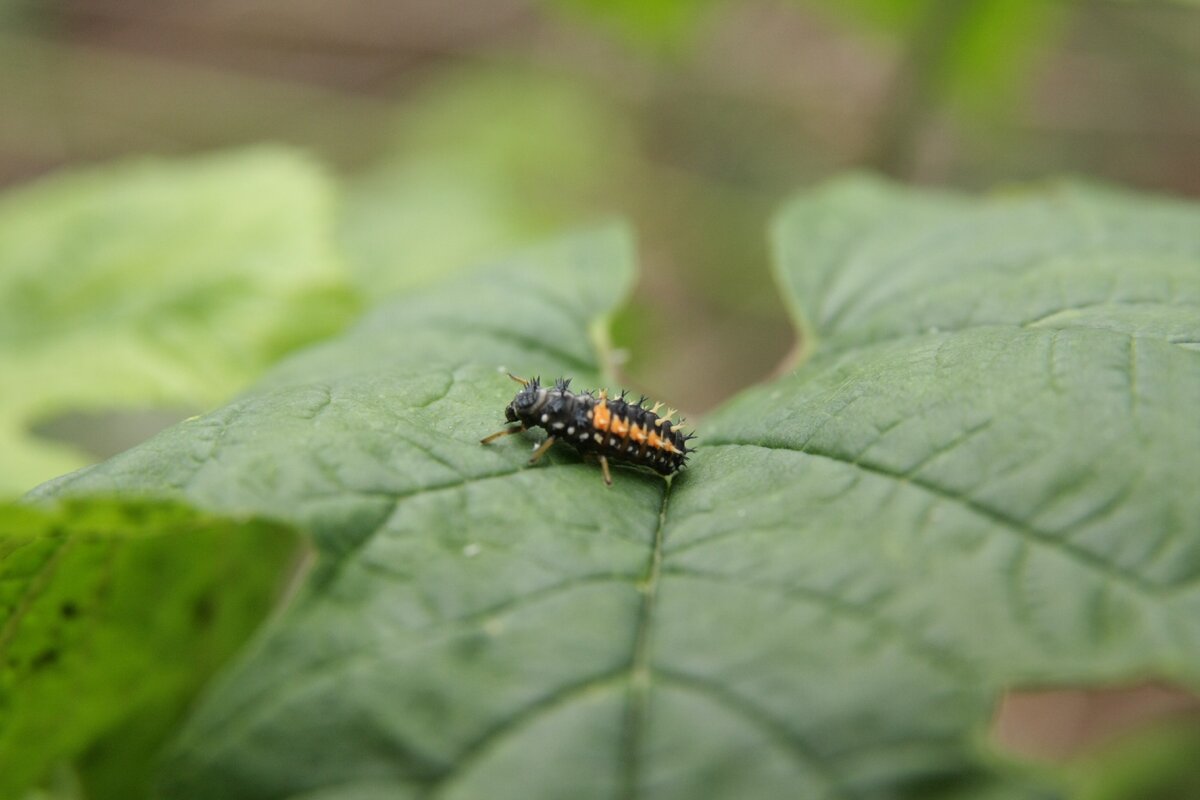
[0,499,297,798]
[0,149,355,494]
[35,183,1200,799]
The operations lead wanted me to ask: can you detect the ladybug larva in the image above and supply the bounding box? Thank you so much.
[480,373,695,485]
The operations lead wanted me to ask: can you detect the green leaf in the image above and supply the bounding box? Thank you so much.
[34,181,1200,799]
[541,0,718,50]
[0,148,356,495]
[0,499,298,798]
[1067,721,1200,800]
[801,0,1064,116]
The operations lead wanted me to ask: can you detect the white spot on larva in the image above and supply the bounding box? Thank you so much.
[593,433,603,442]
[553,422,565,429]
[609,438,617,446]
[540,413,549,423]
[567,427,575,434]
[463,543,482,557]
[627,446,635,452]
[579,433,589,440]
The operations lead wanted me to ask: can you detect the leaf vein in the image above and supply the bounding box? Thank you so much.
[425,669,628,798]
[617,479,670,800]
[659,566,976,682]
[653,668,854,800]
[702,442,1164,595]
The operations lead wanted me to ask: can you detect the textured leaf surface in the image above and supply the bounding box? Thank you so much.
[0,500,297,798]
[35,181,1200,799]
[0,149,355,494]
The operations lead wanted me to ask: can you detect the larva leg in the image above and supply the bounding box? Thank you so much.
[480,426,524,445]
[598,454,613,487]
[528,436,556,465]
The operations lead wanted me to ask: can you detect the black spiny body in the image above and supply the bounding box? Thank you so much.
[481,374,695,485]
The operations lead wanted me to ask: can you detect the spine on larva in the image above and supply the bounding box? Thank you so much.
[574,387,693,475]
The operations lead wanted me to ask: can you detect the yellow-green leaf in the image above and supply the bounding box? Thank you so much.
[0,499,298,798]
[0,148,356,495]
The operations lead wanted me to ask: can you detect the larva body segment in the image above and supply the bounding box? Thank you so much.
[481,375,695,483]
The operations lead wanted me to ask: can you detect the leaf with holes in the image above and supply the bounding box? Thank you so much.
[32,182,1200,799]
[0,500,297,799]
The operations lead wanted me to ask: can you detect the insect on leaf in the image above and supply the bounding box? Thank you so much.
[32,181,1200,798]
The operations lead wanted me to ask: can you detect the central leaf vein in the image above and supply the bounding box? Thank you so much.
[617,478,670,800]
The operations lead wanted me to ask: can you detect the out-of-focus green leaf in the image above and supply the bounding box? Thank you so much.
[0,499,298,798]
[939,0,1065,114]
[542,0,718,49]
[0,149,356,495]
[802,0,1065,115]
[33,180,1200,798]
[804,0,938,31]
[340,70,636,298]
[1068,722,1200,800]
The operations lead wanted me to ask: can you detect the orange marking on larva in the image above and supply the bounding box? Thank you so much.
[592,398,611,432]
[647,430,663,450]
[610,415,630,438]
[629,424,647,444]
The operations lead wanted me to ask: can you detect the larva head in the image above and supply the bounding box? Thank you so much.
[505,375,545,424]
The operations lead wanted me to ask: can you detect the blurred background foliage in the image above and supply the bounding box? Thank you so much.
[0,149,353,493]
[2,0,1198,421]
